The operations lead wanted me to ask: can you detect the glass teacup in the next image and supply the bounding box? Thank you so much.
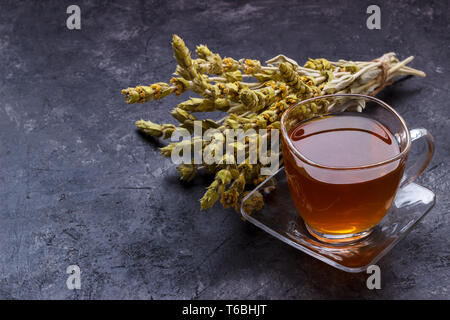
[280,94,434,244]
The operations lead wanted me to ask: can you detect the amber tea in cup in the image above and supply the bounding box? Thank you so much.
[281,94,434,243]
[285,115,405,237]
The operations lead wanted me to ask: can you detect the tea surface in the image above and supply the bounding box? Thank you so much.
[289,115,399,167]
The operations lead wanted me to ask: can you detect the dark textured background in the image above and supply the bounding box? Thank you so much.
[0,0,449,299]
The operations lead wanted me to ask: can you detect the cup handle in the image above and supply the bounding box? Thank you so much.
[400,128,435,187]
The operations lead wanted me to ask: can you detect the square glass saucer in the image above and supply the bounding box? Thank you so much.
[240,167,436,273]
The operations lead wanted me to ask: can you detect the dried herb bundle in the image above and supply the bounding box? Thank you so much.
[122,35,425,212]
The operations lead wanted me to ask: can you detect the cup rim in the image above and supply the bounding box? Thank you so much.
[280,93,412,170]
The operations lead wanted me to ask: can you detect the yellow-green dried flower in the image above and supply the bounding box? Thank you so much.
[224,70,243,82]
[160,143,176,157]
[177,164,197,181]
[304,58,333,71]
[238,162,253,176]
[232,173,246,194]
[341,64,359,73]
[174,65,192,81]
[239,89,266,112]
[136,119,163,137]
[202,119,220,130]
[216,169,232,185]
[196,44,212,59]
[207,54,223,74]
[241,191,264,215]
[268,121,281,130]
[285,94,300,105]
[229,168,240,179]
[136,120,177,139]
[279,63,311,94]
[151,83,172,100]
[253,175,266,186]
[162,126,176,139]
[220,189,239,209]
[121,83,174,104]
[200,179,225,210]
[253,72,279,82]
[213,98,232,111]
[222,57,240,72]
[121,87,141,104]
[170,107,196,123]
[225,118,240,130]
[242,59,262,74]
[170,77,190,95]
[172,35,194,72]
[200,183,220,210]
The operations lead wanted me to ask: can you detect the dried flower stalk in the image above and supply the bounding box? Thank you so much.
[122,35,425,213]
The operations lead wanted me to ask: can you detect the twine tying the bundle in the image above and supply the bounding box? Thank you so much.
[371,54,394,95]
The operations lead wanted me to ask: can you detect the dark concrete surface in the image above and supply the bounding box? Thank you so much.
[0,0,449,299]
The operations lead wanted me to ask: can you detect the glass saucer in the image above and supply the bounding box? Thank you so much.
[240,167,436,273]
